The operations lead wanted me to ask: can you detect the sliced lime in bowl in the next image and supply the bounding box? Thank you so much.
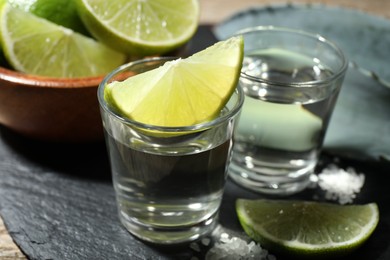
[75,0,200,56]
[6,0,89,35]
[0,2,126,78]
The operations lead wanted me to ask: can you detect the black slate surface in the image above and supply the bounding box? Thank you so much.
[1,119,390,260]
[1,26,390,260]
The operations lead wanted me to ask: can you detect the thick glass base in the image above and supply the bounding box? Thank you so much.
[119,210,218,245]
[229,159,314,195]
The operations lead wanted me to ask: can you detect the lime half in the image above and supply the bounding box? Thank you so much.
[76,0,200,56]
[105,36,244,127]
[0,3,126,78]
[236,199,379,258]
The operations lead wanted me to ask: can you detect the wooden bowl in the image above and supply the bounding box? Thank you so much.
[0,66,105,142]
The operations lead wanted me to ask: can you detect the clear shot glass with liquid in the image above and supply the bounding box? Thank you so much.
[229,26,348,195]
[98,57,244,244]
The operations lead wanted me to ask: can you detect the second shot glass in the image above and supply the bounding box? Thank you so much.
[229,26,348,195]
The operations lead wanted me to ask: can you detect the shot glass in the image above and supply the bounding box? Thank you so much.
[229,26,348,195]
[98,57,244,244]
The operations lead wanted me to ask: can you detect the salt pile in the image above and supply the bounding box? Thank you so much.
[317,164,365,204]
[205,233,276,260]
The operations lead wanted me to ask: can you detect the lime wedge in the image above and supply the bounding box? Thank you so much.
[105,36,244,127]
[236,199,379,258]
[7,0,89,35]
[0,3,126,78]
[76,0,200,56]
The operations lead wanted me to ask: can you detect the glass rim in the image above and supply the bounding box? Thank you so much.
[97,56,245,133]
[234,25,349,87]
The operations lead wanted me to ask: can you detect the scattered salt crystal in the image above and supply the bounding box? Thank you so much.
[201,237,211,246]
[317,164,365,204]
[205,233,275,260]
[220,233,229,240]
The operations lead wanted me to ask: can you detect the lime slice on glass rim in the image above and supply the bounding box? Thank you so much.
[236,199,379,258]
[75,0,200,56]
[0,2,126,78]
[104,36,244,128]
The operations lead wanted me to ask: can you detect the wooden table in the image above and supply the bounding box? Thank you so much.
[1,0,389,258]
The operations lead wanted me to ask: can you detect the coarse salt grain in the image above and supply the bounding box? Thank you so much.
[201,237,211,246]
[317,164,365,204]
[205,233,275,260]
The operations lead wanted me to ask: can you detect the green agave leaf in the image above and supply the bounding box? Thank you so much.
[214,3,390,87]
[214,4,390,161]
[324,66,390,161]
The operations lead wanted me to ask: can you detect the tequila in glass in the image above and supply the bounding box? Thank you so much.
[229,27,348,195]
[98,57,243,244]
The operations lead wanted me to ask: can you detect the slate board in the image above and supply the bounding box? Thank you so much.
[1,118,390,260]
[0,26,390,260]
